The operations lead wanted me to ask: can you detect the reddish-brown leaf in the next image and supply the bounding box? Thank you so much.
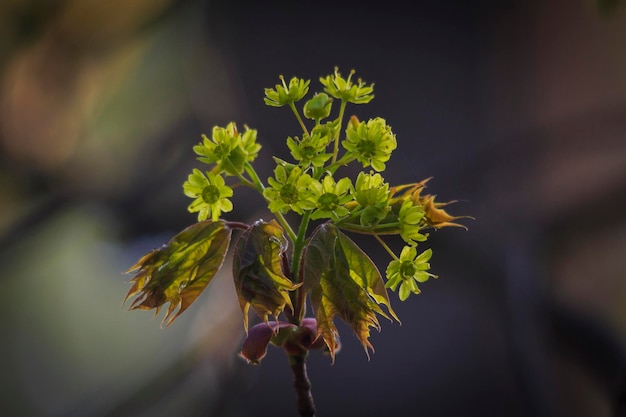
[124,220,232,326]
[303,223,398,361]
[232,219,301,332]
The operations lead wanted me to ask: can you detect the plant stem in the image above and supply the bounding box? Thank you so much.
[224,221,250,230]
[289,102,310,137]
[288,353,316,417]
[244,162,297,242]
[327,152,355,175]
[331,100,347,164]
[290,210,312,323]
[373,233,399,260]
[336,221,401,234]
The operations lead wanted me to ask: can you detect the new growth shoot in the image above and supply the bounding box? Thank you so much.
[124,67,471,417]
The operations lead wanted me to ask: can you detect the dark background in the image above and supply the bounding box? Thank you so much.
[1,1,626,416]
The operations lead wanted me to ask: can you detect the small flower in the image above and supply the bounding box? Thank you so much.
[385,246,436,301]
[352,171,390,225]
[193,122,261,176]
[343,116,397,171]
[398,200,427,245]
[264,75,310,107]
[319,67,374,104]
[263,165,316,214]
[308,175,353,220]
[354,171,389,207]
[286,131,333,168]
[183,169,234,221]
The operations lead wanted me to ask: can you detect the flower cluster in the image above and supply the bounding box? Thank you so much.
[182,122,260,221]
[180,68,468,301]
[127,67,471,417]
[193,122,260,176]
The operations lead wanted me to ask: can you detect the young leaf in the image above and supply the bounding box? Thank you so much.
[239,321,296,365]
[232,219,302,332]
[124,220,232,326]
[303,223,398,361]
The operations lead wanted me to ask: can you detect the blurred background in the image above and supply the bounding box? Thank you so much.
[1,0,626,416]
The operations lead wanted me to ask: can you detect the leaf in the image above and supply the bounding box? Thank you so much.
[124,220,232,326]
[303,223,398,361]
[232,219,301,332]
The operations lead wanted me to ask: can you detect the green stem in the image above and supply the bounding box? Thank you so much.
[291,210,312,323]
[289,102,310,137]
[244,162,297,242]
[331,100,348,164]
[373,233,399,260]
[222,158,258,191]
[234,175,257,190]
[327,152,355,175]
[336,221,401,234]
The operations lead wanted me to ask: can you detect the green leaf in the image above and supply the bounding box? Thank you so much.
[232,219,301,332]
[124,220,232,326]
[303,223,399,361]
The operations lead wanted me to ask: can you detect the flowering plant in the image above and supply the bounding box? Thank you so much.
[124,68,470,417]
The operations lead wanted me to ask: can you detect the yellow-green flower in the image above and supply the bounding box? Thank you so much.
[398,200,427,245]
[308,175,353,220]
[286,131,332,168]
[354,171,389,206]
[385,246,436,301]
[264,75,310,107]
[263,165,316,214]
[319,67,374,104]
[193,122,261,176]
[183,169,234,221]
[343,117,397,172]
[353,171,390,225]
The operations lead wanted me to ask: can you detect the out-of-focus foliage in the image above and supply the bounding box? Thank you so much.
[595,0,623,16]
[0,1,250,416]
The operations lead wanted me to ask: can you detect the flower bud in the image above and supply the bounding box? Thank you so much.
[303,93,333,120]
[239,321,296,365]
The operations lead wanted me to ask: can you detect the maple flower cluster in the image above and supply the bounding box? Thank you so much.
[124,67,471,417]
[180,68,469,301]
